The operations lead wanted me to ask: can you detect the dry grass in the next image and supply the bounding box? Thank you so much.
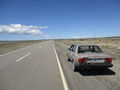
[55,37,120,60]
[56,38,120,49]
[0,40,45,55]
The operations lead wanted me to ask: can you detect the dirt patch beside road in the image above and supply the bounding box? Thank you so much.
[0,40,44,55]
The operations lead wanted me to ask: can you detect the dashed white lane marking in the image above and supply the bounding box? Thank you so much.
[53,46,69,90]
[16,52,31,62]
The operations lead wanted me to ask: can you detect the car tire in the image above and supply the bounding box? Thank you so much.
[67,57,70,62]
[73,62,78,72]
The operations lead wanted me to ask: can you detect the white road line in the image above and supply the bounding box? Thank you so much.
[53,46,69,90]
[16,53,31,62]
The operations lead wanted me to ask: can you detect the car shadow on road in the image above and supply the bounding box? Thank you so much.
[78,68,115,76]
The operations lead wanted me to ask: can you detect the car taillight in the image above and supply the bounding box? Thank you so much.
[78,58,86,63]
[105,58,112,62]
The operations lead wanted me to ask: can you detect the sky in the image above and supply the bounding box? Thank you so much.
[0,0,120,40]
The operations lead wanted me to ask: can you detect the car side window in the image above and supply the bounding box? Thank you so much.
[71,46,74,52]
[70,45,77,53]
[72,45,77,53]
[94,46,103,53]
[69,45,74,51]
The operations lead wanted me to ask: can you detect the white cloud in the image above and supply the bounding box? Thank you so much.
[0,24,48,35]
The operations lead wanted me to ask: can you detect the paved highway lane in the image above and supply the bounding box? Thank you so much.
[0,41,65,90]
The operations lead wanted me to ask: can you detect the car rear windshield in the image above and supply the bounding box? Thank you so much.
[78,45,103,53]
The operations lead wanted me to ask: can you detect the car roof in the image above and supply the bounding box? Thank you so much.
[72,44,98,47]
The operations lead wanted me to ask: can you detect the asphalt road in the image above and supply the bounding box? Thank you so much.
[0,41,65,90]
[0,41,118,90]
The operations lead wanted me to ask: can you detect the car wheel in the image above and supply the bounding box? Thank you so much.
[67,57,70,62]
[73,62,78,72]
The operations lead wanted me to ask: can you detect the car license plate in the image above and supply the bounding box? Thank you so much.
[87,59,104,63]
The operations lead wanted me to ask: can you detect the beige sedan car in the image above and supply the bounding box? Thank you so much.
[67,44,113,71]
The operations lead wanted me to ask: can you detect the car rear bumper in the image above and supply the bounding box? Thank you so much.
[78,63,113,68]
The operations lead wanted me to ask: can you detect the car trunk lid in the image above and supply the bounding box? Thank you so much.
[78,53,111,59]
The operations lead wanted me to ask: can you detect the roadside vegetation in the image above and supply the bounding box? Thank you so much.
[0,40,44,55]
[55,37,120,60]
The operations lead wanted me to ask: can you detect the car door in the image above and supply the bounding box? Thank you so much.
[69,45,74,60]
[71,45,77,60]
[67,46,71,58]
[70,45,77,60]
